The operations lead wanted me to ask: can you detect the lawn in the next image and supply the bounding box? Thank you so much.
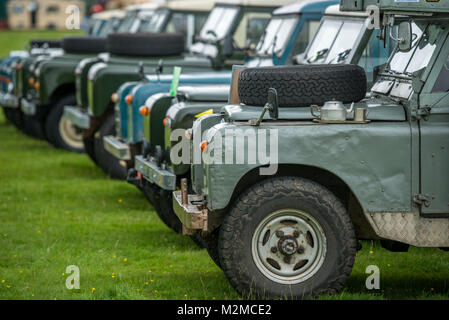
[0,112,448,300]
[0,31,448,300]
[0,30,82,57]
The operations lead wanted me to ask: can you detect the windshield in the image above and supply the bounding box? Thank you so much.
[388,22,443,75]
[97,18,118,37]
[255,16,299,57]
[89,19,104,36]
[199,6,239,41]
[325,21,364,63]
[305,18,365,64]
[139,9,169,33]
[116,11,138,33]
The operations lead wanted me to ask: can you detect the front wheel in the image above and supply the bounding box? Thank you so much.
[218,176,357,299]
[45,95,84,152]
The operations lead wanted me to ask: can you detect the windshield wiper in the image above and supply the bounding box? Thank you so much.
[306,48,328,63]
[327,49,352,64]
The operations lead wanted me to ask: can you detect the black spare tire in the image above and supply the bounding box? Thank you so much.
[106,33,185,57]
[238,64,367,107]
[62,36,107,54]
[30,39,61,49]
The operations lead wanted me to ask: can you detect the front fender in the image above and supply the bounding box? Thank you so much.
[204,121,412,213]
[38,59,77,105]
[90,64,141,116]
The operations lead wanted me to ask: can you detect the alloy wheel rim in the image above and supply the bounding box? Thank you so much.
[251,209,327,285]
[59,116,83,150]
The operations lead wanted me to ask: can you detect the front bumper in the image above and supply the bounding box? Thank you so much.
[134,155,176,191]
[173,190,208,233]
[103,135,131,161]
[20,98,36,115]
[0,92,19,108]
[63,106,90,129]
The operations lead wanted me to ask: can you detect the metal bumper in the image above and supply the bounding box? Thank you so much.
[20,98,36,115]
[173,190,208,233]
[134,155,176,191]
[103,135,131,161]
[0,92,19,108]
[63,106,90,129]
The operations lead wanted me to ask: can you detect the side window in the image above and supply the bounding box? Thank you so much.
[233,12,271,49]
[358,29,391,71]
[194,14,207,36]
[166,13,188,34]
[288,20,320,61]
[432,57,449,93]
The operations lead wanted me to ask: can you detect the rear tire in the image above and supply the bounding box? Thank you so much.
[45,95,84,152]
[93,113,127,179]
[218,176,357,299]
[203,229,221,269]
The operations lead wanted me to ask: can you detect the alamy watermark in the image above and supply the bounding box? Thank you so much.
[169,122,279,175]
[367,5,381,30]
[365,265,380,290]
[65,5,81,30]
[65,265,80,289]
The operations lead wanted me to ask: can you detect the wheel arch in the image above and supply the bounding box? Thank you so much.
[49,82,76,107]
[223,164,378,240]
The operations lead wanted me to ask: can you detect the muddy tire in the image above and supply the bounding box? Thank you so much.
[106,33,185,57]
[203,229,221,269]
[62,36,107,54]
[93,113,127,179]
[157,191,182,233]
[238,64,367,107]
[218,176,357,299]
[45,95,84,153]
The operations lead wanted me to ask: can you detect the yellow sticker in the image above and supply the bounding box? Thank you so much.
[195,109,214,118]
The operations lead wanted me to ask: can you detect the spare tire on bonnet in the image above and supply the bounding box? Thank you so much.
[30,39,61,49]
[106,33,185,57]
[238,64,367,108]
[62,36,107,54]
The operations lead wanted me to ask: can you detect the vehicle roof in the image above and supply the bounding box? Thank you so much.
[273,0,338,15]
[91,9,126,20]
[126,2,161,11]
[215,0,295,8]
[324,4,369,17]
[165,0,215,11]
[340,0,449,15]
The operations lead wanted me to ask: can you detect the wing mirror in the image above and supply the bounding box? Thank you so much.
[267,88,279,120]
[397,21,412,52]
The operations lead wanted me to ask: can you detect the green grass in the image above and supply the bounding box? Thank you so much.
[0,112,448,300]
[0,30,82,57]
[0,30,447,300]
